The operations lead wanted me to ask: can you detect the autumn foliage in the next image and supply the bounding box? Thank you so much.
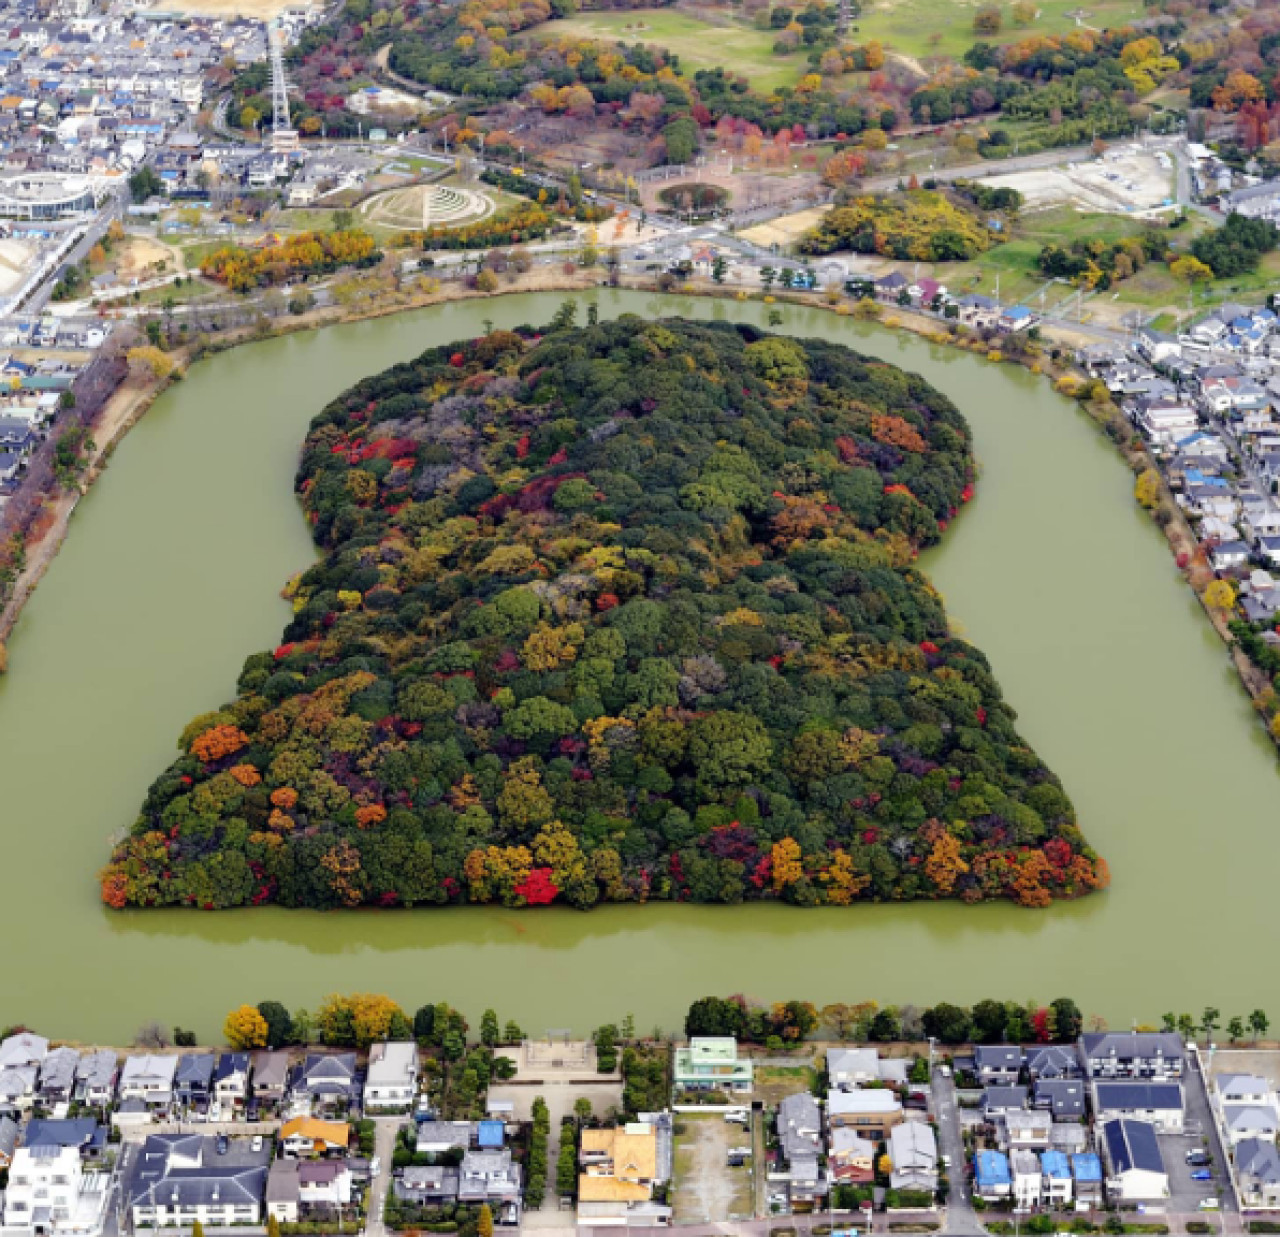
[106,319,1104,912]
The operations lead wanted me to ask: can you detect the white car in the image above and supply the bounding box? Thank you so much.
[1199,1198,1220,1211]
[371,1156,382,1176]
[251,1136,263,1153]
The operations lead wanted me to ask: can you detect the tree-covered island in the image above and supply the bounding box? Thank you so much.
[102,315,1107,912]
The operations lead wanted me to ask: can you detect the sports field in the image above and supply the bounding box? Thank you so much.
[853,0,1146,61]
[539,10,808,91]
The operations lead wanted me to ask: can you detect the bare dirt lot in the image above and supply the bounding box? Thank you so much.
[739,205,829,249]
[672,1113,753,1223]
[983,147,1175,217]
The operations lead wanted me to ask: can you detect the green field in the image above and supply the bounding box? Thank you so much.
[539,9,809,90]
[852,0,1146,62]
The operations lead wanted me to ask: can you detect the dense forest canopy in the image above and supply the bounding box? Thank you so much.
[103,317,1107,913]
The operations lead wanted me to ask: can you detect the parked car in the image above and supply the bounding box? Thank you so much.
[251,1136,263,1152]
[216,1134,229,1155]
[1200,1198,1220,1211]
[1191,1170,1213,1181]
[1187,1151,1211,1166]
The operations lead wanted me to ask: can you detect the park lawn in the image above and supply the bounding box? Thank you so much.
[852,0,1145,62]
[133,276,219,307]
[538,9,808,90]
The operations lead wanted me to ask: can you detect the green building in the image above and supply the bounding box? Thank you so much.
[673,1037,753,1092]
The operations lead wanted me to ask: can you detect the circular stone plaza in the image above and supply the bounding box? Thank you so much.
[357,182,495,232]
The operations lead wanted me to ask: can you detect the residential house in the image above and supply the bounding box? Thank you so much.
[777,1091,826,1208]
[4,1144,105,1234]
[1135,399,1199,447]
[266,1159,301,1223]
[295,1053,357,1112]
[0,1115,16,1169]
[297,1160,353,1213]
[1216,1073,1273,1106]
[175,1053,216,1112]
[1002,1109,1053,1151]
[394,1165,460,1209]
[974,1149,1012,1201]
[981,1086,1029,1119]
[1011,1148,1041,1210]
[415,1121,473,1155]
[0,1033,48,1071]
[363,1042,418,1112]
[957,293,1000,329]
[118,1055,178,1113]
[73,1052,115,1109]
[889,1122,937,1193]
[1222,1103,1280,1146]
[1244,503,1280,542]
[250,1051,289,1113]
[23,1120,106,1163]
[998,305,1037,333]
[827,1048,882,1090]
[1034,1079,1085,1120]
[974,1046,1024,1086]
[1100,1118,1168,1202]
[1092,1082,1185,1133]
[280,1117,349,1158]
[828,1128,875,1185]
[456,1149,521,1223]
[0,1065,38,1114]
[1025,1046,1082,1081]
[874,271,908,302]
[1235,1137,1280,1209]
[1259,535,1280,568]
[578,1122,671,1228]
[1211,539,1252,572]
[673,1039,752,1092]
[214,1053,251,1113]
[1050,1123,1088,1156]
[1072,1152,1104,1206]
[1138,327,1181,365]
[1042,1149,1073,1206]
[38,1047,78,1108]
[827,1089,902,1140]
[129,1133,268,1229]
[1079,1033,1184,1080]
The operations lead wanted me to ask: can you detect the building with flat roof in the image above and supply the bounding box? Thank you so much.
[673,1038,752,1092]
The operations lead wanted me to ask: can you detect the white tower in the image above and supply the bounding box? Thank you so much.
[267,21,299,153]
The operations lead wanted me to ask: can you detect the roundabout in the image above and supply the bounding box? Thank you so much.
[358,182,495,232]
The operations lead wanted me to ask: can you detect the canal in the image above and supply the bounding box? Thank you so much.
[3,289,1273,1042]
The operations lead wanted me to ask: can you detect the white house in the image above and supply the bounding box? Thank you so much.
[1092,1082,1184,1133]
[1100,1119,1168,1202]
[1011,1148,1042,1210]
[363,1042,418,1112]
[0,1034,48,1071]
[117,1055,178,1111]
[1136,401,1199,447]
[4,1144,107,1234]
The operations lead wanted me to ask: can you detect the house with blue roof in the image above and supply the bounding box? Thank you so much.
[998,305,1038,333]
[1072,1152,1103,1206]
[1041,1149,1072,1205]
[974,1149,1012,1200]
[476,1120,504,1149]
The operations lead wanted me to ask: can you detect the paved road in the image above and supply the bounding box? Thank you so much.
[364,1115,400,1237]
[932,1068,986,1235]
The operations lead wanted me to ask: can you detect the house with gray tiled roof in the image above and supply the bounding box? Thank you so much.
[1079,1033,1184,1080]
[1236,1137,1280,1208]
